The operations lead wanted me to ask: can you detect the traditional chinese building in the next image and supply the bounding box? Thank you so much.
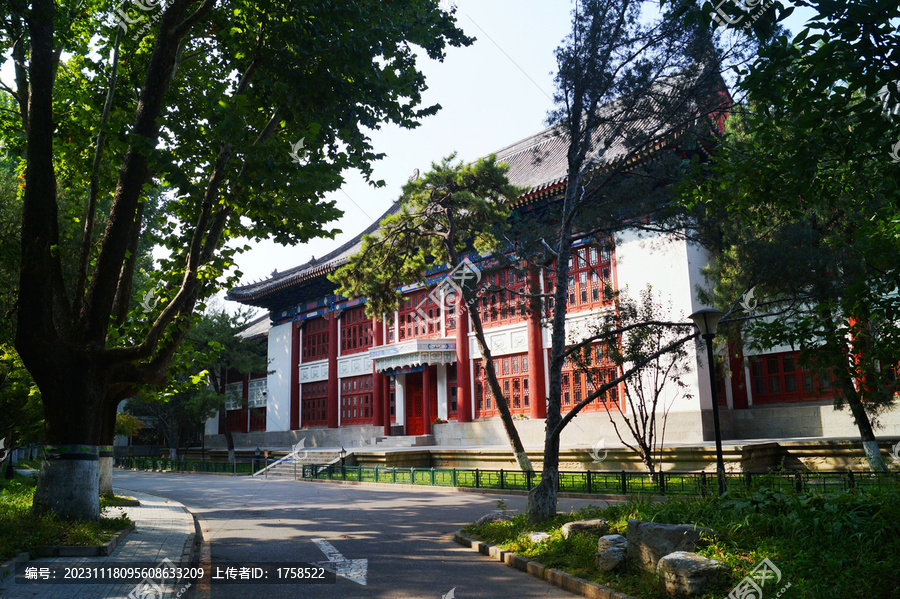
[209,119,900,456]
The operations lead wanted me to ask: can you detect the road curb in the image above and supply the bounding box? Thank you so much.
[453,530,639,599]
[174,504,200,594]
[30,522,136,558]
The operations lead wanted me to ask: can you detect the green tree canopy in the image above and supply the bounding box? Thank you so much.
[680,0,900,471]
[1,0,471,520]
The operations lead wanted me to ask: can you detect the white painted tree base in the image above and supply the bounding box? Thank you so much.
[862,440,887,472]
[34,449,100,521]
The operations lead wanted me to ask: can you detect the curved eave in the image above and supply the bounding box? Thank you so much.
[227,258,347,308]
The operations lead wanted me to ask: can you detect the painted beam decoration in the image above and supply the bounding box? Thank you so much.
[369,339,457,374]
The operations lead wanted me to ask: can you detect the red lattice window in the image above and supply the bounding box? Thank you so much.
[561,343,620,412]
[477,267,529,329]
[749,351,835,404]
[340,307,373,355]
[301,381,328,426]
[398,289,442,340]
[389,378,397,422]
[474,353,530,418]
[448,363,459,419]
[341,375,373,424]
[544,241,614,316]
[302,317,329,362]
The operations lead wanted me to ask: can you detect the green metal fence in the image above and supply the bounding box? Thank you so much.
[300,464,899,497]
[115,456,261,474]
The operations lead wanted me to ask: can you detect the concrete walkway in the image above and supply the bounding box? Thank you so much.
[0,489,195,599]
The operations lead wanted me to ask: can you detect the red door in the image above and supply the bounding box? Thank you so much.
[406,373,425,435]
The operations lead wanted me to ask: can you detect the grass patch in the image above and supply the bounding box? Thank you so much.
[0,474,132,562]
[463,483,900,599]
[8,459,40,470]
[100,494,139,508]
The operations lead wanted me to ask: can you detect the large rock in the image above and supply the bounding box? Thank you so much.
[595,534,627,571]
[657,551,729,596]
[475,512,512,526]
[528,532,551,543]
[626,520,719,572]
[561,518,610,539]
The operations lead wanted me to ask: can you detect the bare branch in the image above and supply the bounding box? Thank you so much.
[550,331,698,441]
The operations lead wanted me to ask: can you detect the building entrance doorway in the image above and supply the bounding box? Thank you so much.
[405,372,425,435]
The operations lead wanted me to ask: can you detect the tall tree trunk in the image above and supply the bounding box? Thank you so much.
[445,242,532,473]
[30,364,107,521]
[99,404,117,495]
[223,424,236,465]
[837,375,887,472]
[527,424,560,522]
[467,309,533,473]
[825,309,887,473]
[527,198,575,522]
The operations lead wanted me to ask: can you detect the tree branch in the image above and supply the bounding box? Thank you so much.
[75,27,123,318]
[550,331,698,441]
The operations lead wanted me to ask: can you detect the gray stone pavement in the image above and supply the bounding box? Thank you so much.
[0,488,195,599]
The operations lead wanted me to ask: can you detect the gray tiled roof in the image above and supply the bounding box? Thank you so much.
[227,202,401,303]
[237,313,271,340]
[228,71,720,306]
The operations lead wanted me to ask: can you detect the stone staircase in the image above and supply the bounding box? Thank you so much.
[253,449,344,479]
[374,434,435,448]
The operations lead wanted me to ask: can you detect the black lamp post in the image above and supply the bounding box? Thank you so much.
[690,308,726,495]
[340,446,346,467]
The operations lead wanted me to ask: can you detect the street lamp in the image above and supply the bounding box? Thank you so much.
[340,446,346,467]
[690,308,726,495]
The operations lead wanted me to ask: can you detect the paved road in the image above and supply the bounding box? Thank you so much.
[114,470,610,599]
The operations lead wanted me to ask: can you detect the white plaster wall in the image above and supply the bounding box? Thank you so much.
[204,414,218,436]
[395,373,406,426]
[266,321,292,432]
[437,364,449,420]
[337,354,373,377]
[468,322,529,358]
[299,359,329,383]
[614,228,712,414]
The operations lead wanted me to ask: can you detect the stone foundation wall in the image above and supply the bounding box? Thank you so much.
[432,410,707,447]
[203,424,383,451]
[731,401,900,439]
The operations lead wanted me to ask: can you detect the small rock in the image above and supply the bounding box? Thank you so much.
[657,551,729,596]
[528,532,551,543]
[626,520,719,572]
[595,534,627,571]
[561,518,610,539]
[597,534,627,552]
[474,512,512,526]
